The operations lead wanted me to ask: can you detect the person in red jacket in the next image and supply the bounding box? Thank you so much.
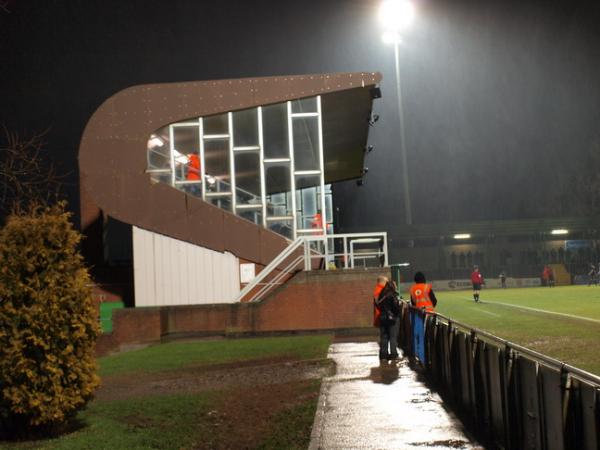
[471,266,484,303]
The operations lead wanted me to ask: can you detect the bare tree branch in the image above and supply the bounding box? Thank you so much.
[0,126,69,218]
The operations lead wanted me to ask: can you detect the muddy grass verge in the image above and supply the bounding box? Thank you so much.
[97,357,334,402]
[1,357,335,449]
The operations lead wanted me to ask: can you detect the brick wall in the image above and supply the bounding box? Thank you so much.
[96,267,389,356]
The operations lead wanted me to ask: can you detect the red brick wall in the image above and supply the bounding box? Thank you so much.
[254,270,382,331]
[96,268,389,356]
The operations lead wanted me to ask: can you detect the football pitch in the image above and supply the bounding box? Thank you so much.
[429,286,600,375]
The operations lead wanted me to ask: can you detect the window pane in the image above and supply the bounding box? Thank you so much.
[235,153,261,205]
[267,191,292,217]
[208,196,231,212]
[293,118,319,171]
[205,140,230,191]
[173,126,200,183]
[268,219,293,239]
[291,97,317,113]
[238,209,262,225]
[262,103,289,159]
[295,174,320,191]
[203,114,228,134]
[300,187,317,229]
[265,164,290,196]
[147,126,170,171]
[232,108,258,147]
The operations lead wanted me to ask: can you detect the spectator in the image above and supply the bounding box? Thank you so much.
[409,272,437,312]
[499,271,507,288]
[374,278,400,360]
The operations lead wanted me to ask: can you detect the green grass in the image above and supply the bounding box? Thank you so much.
[99,335,332,377]
[2,393,214,450]
[435,286,600,374]
[2,386,321,450]
[2,336,331,449]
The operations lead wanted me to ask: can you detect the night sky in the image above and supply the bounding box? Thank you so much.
[2,0,600,230]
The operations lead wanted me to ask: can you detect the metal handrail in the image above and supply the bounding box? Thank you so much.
[402,299,600,386]
[235,237,305,302]
[246,255,304,303]
[237,232,390,303]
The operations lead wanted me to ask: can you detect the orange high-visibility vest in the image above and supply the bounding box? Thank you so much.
[409,283,434,312]
[186,154,201,180]
[373,284,384,326]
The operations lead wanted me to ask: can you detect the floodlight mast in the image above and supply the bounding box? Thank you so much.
[380,0,415,227]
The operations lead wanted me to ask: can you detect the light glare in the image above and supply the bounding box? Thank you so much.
[382,31,401,45]
[454,233,471,239]
[379,0,415,32]
[551,229,569,235]
[147,135,164,148]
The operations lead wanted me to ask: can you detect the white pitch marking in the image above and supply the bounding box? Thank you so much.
[484,301,600,325]
[458,297,500,317]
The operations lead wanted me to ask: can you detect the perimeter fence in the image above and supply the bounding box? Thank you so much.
[399,302,600,450]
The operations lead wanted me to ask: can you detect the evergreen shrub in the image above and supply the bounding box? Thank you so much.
[0,203,99,436]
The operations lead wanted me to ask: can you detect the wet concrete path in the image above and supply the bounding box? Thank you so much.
[309,342,483,450]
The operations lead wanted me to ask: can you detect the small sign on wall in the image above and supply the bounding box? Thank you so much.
[240,263,256,284]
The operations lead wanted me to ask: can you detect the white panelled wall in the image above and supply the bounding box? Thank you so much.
[133,226,241,306]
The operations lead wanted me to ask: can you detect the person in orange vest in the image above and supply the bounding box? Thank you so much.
[374,276,401,360]
[186,153,201,181]
[409,272,437,312]
[372,275,387,328]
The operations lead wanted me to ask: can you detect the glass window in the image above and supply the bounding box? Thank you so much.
[295,174,320,192]
[203,114,228,134]
[291,97,317,113]
[232,108,258,147]
[204,140,230,192]
[262,103,289,159]
[299,187,317,229]
[172,126,200,183]
[234,153,261,205]
[150,172,171,185]
[208,196,231,212]
[265,164,291,196]
[238,209,262,225]
[267,192,292,218]
[267,219,293,240]
[293,118,319,171]
[147,126,170,171]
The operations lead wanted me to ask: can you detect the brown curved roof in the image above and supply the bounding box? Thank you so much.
[79,72,382,265]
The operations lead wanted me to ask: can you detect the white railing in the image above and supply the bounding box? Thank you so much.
[235,237,306,303]
[303,232,388,270]
[236,232,388,303]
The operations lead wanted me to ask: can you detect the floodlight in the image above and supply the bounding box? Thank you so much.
[397,262,410,266]
[551,229,568,235]
[379,0,415,33]
[454,233,471,239]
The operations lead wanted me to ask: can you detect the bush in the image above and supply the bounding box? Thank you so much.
[0,203,99,436]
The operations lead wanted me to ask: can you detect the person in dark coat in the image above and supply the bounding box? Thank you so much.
[375,280,401,360]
